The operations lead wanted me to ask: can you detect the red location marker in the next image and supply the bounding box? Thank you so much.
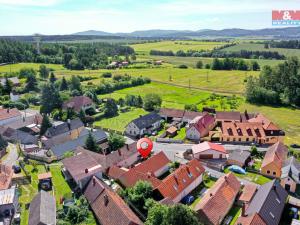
[137,138,153,159]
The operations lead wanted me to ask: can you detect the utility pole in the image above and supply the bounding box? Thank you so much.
[206,71,209,82]
[189,79,191,89]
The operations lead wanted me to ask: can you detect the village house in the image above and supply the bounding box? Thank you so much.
[260,142,288,178]
[0,164,13,190]
[215,111,256,124]
[84,177,143,225]
[38,172,53,191]
[62,95,95,113]
[0,126,38,145]
[237,183,258,206]
[0,77,20,87]
[42,118,84,148]
[159,108,206,123]
[5,110,42,130]
[28,191,56,225]
[236,180,288,225]
[62,150,103,190]
[50,129,107,159]
[227,150,251,168]
[125,113,162,137]
[189,141,228,160]
[248,113,285,144]
[166,126,178,137]
[0,187,19,221]
[186,113,215,141]
[108,151,170,188]
[155,159,205,203]
[280,156,300,193]
[194,173,241,225]
[0,108,21,126]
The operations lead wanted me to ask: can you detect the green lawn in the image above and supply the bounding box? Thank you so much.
[0,63,65,75]
[173,128,186,140]
[130,40,227,55]
[224,168,271,185]
[94,108,148,132]
[19,163,73,225]
[221,43,300,58]
[228,206,242,225]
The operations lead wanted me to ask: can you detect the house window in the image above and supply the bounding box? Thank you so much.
[246,138,249,142]
[233,138,236,142]
[196,167,200,172]
[267,170,270,174]
[276,198,281,204]
[238,138,241,142]
[273,172,276,176]
[227,138,230,142]
[173,185,178,191]
[298,173,300,181]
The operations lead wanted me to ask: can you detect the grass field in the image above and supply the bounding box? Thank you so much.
[221,43,300,58]
[224,168,271,185]
[0,63,65,75]
[131,40,227,55]
[94,108,148,132]
[137,55,284,68]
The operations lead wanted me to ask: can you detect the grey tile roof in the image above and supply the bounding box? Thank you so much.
[28,190,56,225]
[46,118,84,137]
[130,113,161,129]
[0,126,38,144]
[51,129,107,157]
[228,150,251,164]
[246,180,288,225]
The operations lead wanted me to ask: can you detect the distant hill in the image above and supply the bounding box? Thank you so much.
[72,27,300,38]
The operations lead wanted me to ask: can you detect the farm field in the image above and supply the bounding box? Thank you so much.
[221,43,300,58]
[0,63,65,75]
[130,40,227,55]
[137,55,284,68]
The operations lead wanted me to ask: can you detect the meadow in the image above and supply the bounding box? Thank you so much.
[221,43,300,58]
[130,40,227,55]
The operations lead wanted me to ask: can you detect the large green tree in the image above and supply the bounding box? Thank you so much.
[25,73,38,92]
[40,114,52,136]
[85,132,101,153]
[60,76,68,91]
[39,65,49,79]
[108,132,125,151]
[40,83,62,114]
[104,98,118,117]
[143,93,162,111]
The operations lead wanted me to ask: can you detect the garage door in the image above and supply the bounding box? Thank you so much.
[200,154,213,159]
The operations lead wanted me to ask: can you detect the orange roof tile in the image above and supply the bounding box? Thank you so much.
[235,213,266,225]
[261,142,288,169]
[0,108,21,121]
[238,184,257,203]
[0,164,13,190]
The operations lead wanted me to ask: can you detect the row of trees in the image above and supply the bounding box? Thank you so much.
[210,58,260,71]
[0,39,134,69]
[245,57,300,106]
[269,40,300,49]
[150,48,285,60]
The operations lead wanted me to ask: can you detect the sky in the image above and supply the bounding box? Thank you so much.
[0,0,300,35]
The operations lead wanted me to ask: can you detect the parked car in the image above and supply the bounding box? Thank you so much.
[12,165,21,174]
[181,195,195,205]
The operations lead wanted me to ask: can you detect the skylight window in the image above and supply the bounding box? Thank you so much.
[276,198,281,204]
[173,185,178,191]
[270,212,275,219]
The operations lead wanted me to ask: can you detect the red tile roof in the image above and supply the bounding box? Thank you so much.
[195,173,241,225]
[216,111,241,122]
[192,141,227,154]
[261,141,288,169]
[235,213,266,225]
[159,108,185,118]
[0,164,13,190]
[63,96,93,112]
[189,114,215,134]
[84,177,143,225]
[183,111,206,121]
[248,113,280,131]
[0,108,21,121]
[238,184,257,203]
[221,122,266,138]
[156,159,205,201]
[109,151,170,188]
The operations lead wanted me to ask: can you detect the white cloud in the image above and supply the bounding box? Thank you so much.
[0,0,61,6]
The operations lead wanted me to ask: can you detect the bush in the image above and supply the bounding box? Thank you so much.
[178,64,188,69]
[102,72,112,78]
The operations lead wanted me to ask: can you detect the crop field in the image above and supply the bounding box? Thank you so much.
[130,40,227,55]
[221,43,300,58]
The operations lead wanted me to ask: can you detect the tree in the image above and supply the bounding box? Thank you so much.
[196,60,203,69]
[39,65,49,79]
[120,181,153,213]
[104,98,118,117]
[40,114,52,136]
[25,73,38,92]
[49,72,56,83]
[184,104,198,112]
[78,109,86,123]
[19,68,36,79]
[0,134,8,150]
[40,83,62,114]
[251,146,259,157]
[60,76,68,91]
[108,132,125,151]
[85,132,101,153]
[143,93,162,111]
[220,98,227,111]
[146,202,201,225]
[3,77,12,94]
[69,75,81,92]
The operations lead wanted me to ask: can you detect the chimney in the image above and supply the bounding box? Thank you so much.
[147,172,152,178]
[224,175,228,182]
[104,194,109,206]
[6,108,9,113]
[210,193,213,197]
[117,149,122,156]
[93,177,96,186]
[85,168,89,174]
[242,203,247,217]
[126,143,129,150]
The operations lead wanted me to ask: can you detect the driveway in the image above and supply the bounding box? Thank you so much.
[2,143,18,166]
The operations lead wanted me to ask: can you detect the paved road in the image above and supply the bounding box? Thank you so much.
[2,143,18,166]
